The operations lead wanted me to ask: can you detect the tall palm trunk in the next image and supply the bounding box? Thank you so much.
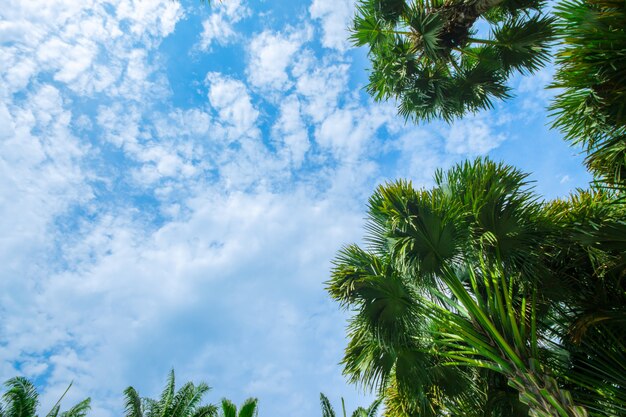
[434,0,505,47]
[509,371,587,417]
[436,266,589,417]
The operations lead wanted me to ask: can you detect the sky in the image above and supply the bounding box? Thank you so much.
[0,1,592,416]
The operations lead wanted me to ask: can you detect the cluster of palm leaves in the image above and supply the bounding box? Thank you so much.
[327,158,626,417]
[550,0,626,188]
[1,372,257,417]
[351,0,555,121]
[124,371,258,417]
[353,0,626,191]
[0,378,90,417]
[320,393,381,417]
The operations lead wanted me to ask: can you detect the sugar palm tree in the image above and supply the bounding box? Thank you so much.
[550,0,626,189]
[218,398,258,417]
[351,0,555,122]
[0,377,90,417]
[319,394,381,417]
[328,158,626,417]
[123,371,217,417]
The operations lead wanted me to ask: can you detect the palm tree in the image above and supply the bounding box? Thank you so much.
[218,398,258,417]
[319,393,381,417]
[351,0,555,122]
[327,158,626,417]
[550,0,626,189]
[124,371,217,417]
[0,377,90,417]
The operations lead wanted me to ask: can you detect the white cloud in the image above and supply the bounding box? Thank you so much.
[246,27,310,91]
[206,72,259,139]
[197,0,250,51]
[198,13,237,50]
[273,95,310,167]
[0,0,182,97]
[315,105,388,162]
[309,0,354,51]
[0,2,590,417]
[444,116,507,156]
[293,53,350,123]
[0,187,370,417]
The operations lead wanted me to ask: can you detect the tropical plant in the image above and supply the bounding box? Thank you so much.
[550,0,626,188]
[320,393,381,417]
[350,0,555,122]
[123,370,217,417]
[0,377,90,417]
[218,398,258,417]
[327,158,626,417]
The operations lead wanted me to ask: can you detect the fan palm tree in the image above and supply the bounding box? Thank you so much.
[320,393,381,417]
[351,0,555,122]
[327,158,626,417]
[218,398,258,417]
[123,371,217,417]
[550,0,626,189]
[0,377,90,417]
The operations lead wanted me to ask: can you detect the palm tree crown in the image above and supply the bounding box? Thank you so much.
[0,377,90,417]
[218,398,258,417]
[123,371,217,417]
[327,158,626,417]
[352,0,555,122]
[320,393,381,417]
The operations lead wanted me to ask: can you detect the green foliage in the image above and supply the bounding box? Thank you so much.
[319,393,381,417]
[328,159,626,417]
[0,378,91,417]
[124,371,217,417]
[351,0,555,122]
[550,0,626,187]
[218,398,258,417]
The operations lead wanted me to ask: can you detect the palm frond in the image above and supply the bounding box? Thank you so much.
[124,387,143,417]
[237,398,257,417]
[219,399,236,417]
[320,393,335,417]
[2,377,39,417]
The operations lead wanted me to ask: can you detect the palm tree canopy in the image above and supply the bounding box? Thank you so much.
[550,0,626,188]
[218,398,257,417]
[352,0,555,122]
[319,394,381,417]
[123,371,216,417]
[1,377,91,417]
[328,159,626,417]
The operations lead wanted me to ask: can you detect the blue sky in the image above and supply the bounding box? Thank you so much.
[0,1,590,416]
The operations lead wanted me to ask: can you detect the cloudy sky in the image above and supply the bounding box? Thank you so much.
[0,0,590,416]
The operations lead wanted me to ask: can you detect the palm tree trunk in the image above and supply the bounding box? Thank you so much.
[437,0,505,47]
[509,371,588,417]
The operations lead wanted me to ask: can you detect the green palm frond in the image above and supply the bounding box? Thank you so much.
[158,370,176,417]
[125,371,214,417]
[550,0,626,188]
[2,378,39,417]
[491,14,556,75]
[191,405,218,417]
[124,387,143,417]
[1,378,90,417]
[320,393,335,417]
[365,398,382,417]
[353,0,555,122]
[59,399,91,417]
[236,398,257,417]
[219,399,236,417]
